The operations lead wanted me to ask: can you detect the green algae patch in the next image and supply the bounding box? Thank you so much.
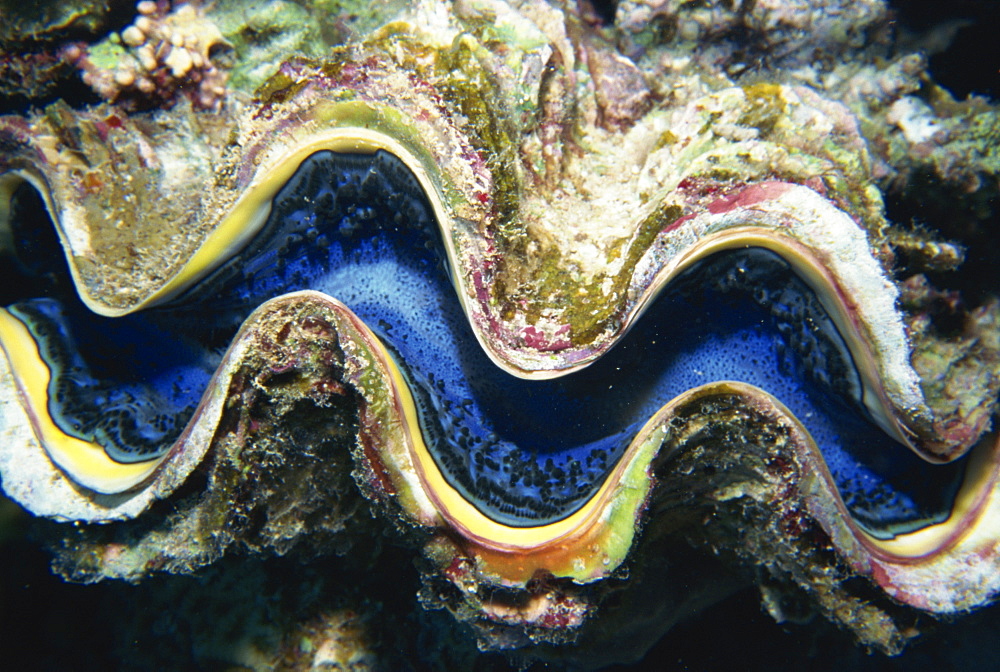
[739,83,788,137]
[593,424,664,579]
[518,200,684,347]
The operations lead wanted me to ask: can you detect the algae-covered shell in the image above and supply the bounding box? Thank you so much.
[0,11,998,656]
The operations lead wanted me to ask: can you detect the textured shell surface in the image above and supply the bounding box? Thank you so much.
[0,0,999,668]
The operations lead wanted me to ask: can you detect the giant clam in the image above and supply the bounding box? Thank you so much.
[1,0,998,667]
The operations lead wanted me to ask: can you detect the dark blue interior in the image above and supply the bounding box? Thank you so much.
[9,299,214,462]
[5,151,965,537]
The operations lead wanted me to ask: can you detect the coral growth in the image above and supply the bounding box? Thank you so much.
[61,1,232,111]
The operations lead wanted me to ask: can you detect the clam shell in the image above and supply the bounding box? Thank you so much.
[0,18,997,640]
